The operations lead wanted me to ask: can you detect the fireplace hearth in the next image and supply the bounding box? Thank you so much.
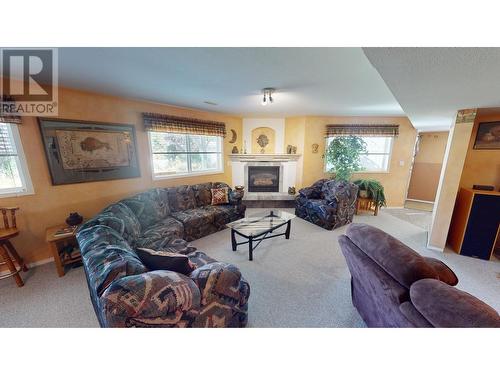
[248,166,280,192]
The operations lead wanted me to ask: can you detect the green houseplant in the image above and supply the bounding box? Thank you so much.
[324,136,367,181]
[352,179,387,207]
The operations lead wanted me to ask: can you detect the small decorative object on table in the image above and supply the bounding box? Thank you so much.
[54,225,78,237]
[231,146,239,154]
[291,146,297,154]
[288,186,296,195]
[312,143,319,153]
[65,212,83,226]
[286,145,293,154]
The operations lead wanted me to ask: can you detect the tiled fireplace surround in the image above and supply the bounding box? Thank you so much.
[229,154,301,201]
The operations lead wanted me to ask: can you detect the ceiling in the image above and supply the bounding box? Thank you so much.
[363,48,500,131]
[57,47,404,118]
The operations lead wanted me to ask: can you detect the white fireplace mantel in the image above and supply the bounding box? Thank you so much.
[229,154,301,195]
[228,153,301,162]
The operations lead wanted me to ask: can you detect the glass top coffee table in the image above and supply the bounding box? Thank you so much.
[226,210,295,261]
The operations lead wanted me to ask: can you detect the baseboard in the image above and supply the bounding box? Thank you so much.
[0,257,54,277]
[406,198,435,204]
[426,244,444,252]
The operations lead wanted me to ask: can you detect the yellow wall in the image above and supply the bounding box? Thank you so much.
[284,117,306,188]
[459,110,500,190]
[298,116,417,207]
[251,127,276,154]
[0,86,242,266]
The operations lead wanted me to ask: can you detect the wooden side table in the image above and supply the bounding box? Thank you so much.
[355,197,379,216]
[45,224,82,277]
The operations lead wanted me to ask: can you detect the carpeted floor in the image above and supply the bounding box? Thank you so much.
[384,207,432,230]
[1,209,498,327]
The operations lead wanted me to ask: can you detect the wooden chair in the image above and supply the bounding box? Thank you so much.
[0,207,28,287]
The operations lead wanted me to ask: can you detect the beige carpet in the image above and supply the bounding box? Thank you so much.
[384,207,432,230]
[1,209,498,327]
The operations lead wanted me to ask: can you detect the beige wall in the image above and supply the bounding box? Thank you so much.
[407,131,449,202]
[0,86,242,267]
[414,132,449,164]
[297,116,417,207]
[459,110,500,190]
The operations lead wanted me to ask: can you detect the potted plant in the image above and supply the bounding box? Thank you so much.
[324,136,367,181]
[352,179,387,207]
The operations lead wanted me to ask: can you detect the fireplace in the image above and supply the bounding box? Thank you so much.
[248,166,280,192]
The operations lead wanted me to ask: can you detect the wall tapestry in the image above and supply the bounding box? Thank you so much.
[473,121,500,150]
[38,118,140,185]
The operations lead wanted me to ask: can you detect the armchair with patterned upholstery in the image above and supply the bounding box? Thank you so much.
[295,179,358,230]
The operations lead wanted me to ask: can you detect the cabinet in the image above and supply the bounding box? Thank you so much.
[448,188,500,260]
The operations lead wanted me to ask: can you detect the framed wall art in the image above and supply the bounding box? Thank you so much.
[473,121,500,150]
[38,118,140,185]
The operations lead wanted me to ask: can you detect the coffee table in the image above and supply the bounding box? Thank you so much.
[226,210,295,260]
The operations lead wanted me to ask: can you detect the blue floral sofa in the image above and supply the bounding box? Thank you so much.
[295,179,358,230]
[76,182,250,328]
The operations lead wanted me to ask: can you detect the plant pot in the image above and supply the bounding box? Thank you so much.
[359,190,369,198]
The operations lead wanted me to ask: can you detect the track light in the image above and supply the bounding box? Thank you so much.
[261,88,275,106]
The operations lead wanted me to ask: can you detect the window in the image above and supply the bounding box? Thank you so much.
[325,136,393,172]
[149,132,223,179]
[0,122,33,196]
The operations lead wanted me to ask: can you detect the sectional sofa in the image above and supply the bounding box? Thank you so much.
[76,182,250,328]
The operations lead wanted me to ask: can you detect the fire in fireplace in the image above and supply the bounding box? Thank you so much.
[248,166,280,192]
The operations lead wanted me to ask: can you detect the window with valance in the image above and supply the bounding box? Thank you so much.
[325,124,399,172]
[143,113,225,179]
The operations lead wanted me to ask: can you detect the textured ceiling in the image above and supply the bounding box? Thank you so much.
[57,47,403,118]
[363,47,500,131]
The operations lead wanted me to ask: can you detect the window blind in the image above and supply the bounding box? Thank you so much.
[325,124,399,137]
[143,112,226,137]
[0,96,22,124]
[0,123,17,156]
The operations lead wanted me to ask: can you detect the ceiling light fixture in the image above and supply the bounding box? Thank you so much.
[261,88,275,106]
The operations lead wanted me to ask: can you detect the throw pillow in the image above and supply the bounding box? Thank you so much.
[211,187,229,205]
[136,247,195,275]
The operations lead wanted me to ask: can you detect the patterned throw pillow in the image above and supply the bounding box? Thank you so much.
[211,187,229,205]
[136,248,195,275]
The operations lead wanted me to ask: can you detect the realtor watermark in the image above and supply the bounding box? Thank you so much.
[1,48,58,116]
